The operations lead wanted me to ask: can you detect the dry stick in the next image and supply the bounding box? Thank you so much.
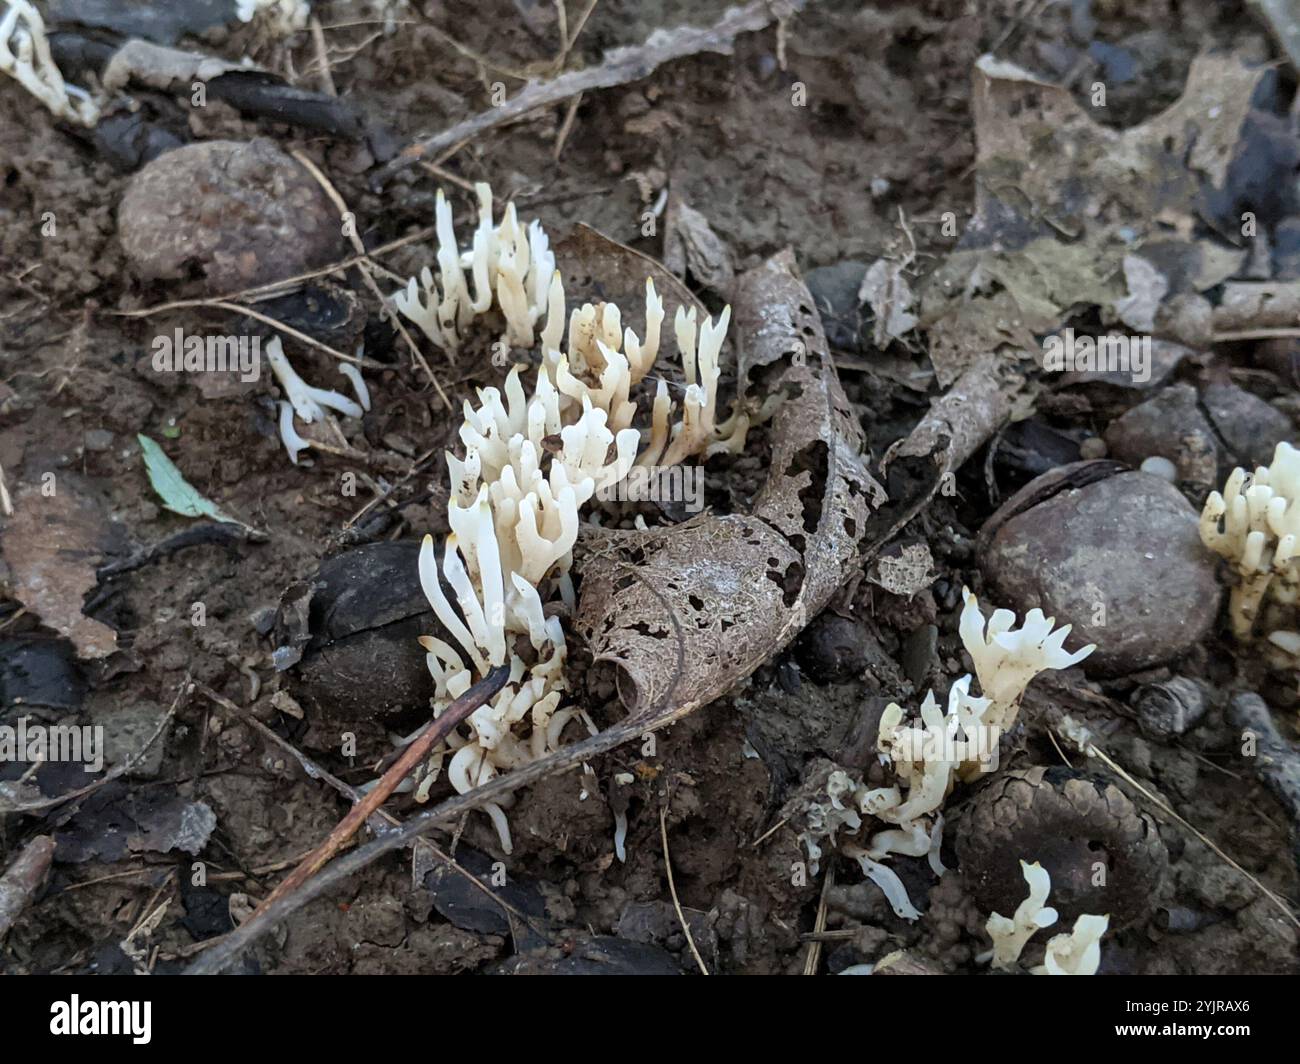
[205,686,553,942]
[553,0,600,72]
[140,299,372,368]
[115,226,435,318]
[239,665,510,925]
[0,835,56,938]
[659,804,708,975]
[373,0,809,186]
[291,149,452,409]
[188,703,692,973]
[803,865,832,975]
[1062,731,1300,931]
[308,16,337,96]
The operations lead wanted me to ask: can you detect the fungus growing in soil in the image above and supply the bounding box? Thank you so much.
[796,593,1093,920]
[0,1,99,125]
[392,184,739,851]
[1199,440,1300,662]
[986,860,1108,975]
[265,337,369,464]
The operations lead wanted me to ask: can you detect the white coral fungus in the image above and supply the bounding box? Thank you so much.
[404,185,738,852]
[800,590,1093,920]
[987,860,1108,975]
[1,1,100,125]
[1200,440,1300,658]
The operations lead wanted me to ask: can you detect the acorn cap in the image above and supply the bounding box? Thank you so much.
[956,766,1167,930]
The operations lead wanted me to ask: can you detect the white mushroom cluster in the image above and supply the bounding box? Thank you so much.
[1199,440,1300,661]
[986,860,1109,975]
[404,185,737,852]
[1,1,100,126]
[392,185,558,354]
[266,337,370,464]
[798,590,1093,921]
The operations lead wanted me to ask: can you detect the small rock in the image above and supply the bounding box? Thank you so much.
[978,462,1221,675]
[1200,381,1294,472]
[118,139,345,294]
[83,429,114,453]
[796,613,872,683]
[1103,383,1218,486]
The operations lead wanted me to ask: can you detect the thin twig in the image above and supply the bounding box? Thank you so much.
[206,687,554,942]
[374,0,809,186]
[1064,731,1300,931]
[291,150,451,408]
[114,227,435,318]
[659,803,708,975]
[803,864,832,975]
[238,666,510,926]
[308,16,337,95]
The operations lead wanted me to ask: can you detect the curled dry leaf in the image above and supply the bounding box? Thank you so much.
[921,52,1270,384]
[574,249,885,718]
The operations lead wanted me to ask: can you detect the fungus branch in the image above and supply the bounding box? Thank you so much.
[798,590,1093,921]
[986,860,1108,975]
[1200,440,1300,663]
[0,0,100,125]
[392,183,739,851]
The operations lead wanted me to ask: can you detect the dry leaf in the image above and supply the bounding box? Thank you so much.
[1,476,121,659]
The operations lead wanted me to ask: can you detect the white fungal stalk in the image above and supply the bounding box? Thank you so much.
[392,185,558,356]
[987,861,1108,975]
[1200,440,1300,659]
[408,185,736,853]
[800,592,1093,920]
[987,860,1058,969]
[265,336,367,464]
[958,586,1095,731]
[1,1,100,126]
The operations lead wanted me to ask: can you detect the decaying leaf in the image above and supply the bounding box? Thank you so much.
[0,477,121,659]
[574,250,885,716]
[1114,255,1170,333]
[869,543,935,598]
[663,196,735,296]
[859,258,919,347]
[138,434,244,526]
[919,52,1271,383]
[52,782,216,863]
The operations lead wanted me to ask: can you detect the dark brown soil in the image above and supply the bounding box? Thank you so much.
[1,0,1297,975]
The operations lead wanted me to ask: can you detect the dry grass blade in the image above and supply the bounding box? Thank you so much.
[660,803,708,975]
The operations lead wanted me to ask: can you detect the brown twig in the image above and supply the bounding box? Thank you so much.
[374,0,809,186]
[239,665,510,925]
